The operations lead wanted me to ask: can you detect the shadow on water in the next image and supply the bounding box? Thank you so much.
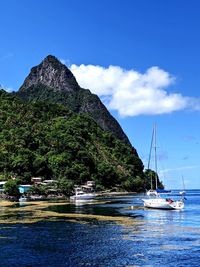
[8,203,33,208]
[44,196,145,219]
[46,201,128,217]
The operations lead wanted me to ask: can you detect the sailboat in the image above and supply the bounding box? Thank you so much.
[143,124,185,210]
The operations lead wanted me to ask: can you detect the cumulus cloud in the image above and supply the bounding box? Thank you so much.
[70,64,200,116]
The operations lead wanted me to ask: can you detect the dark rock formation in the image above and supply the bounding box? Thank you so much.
[19,55,80,93]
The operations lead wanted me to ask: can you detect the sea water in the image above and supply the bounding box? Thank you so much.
[0,190,199,266]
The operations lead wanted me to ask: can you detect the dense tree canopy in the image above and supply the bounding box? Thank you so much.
[0,89,149,191]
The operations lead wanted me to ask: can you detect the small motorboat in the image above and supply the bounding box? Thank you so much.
[70,187,96,201]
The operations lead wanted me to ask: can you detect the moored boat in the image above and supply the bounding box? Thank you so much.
[70,187,96,200]
[143,124,185,210]
[143,197,184,210]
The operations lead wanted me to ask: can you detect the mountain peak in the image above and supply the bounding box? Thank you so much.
[44,54,59,61]
[17,55,132,146]
[43,55,62,66]
[19,55,80,92]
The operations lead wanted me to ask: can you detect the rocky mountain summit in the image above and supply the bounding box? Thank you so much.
[17,55,133,147]
[19,55,80,93]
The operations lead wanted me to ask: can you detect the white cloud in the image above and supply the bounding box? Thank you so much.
[59,58,71,67]
[60,58,66,65]
[159,165,200,174]
[0,53,14,61]
[0,84,14,92]
[70,64,200,117]
[5,87,14,93]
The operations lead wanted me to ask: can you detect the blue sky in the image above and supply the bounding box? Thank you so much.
[1,0,200,188]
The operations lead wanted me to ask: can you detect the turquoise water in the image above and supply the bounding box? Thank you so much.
[0,190,200,266]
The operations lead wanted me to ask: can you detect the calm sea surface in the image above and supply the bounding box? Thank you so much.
[0,189,200,266]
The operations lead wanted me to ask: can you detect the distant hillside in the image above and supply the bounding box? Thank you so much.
[17,55,132,147]
[0,90,145,191]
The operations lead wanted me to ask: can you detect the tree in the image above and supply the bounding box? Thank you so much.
[144,169,164,190]
[28,184,48,196]
[95,162,119,188]
[4,179,20,198]
[57,179,74,195]
[122,175,144,192]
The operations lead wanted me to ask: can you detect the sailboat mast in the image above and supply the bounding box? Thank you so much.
[182,175,185,190]
[154,123,158,189]
[148,127,155,190]
[148,127,154,170]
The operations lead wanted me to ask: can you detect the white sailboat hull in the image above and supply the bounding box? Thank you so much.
[143,198,184,210]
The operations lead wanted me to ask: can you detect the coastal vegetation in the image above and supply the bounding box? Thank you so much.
[0,89,151,193]
[4,179,20,198]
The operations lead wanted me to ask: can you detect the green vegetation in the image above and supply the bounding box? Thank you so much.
[4,179,20,198]
[0,89,149,192]
[144,169,164,190]
[16,84,130,144]
[56,179,75,195]
[28,184,48,196]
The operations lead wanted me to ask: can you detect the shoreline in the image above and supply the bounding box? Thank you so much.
[0,191,140,202]
[99,191,138,196]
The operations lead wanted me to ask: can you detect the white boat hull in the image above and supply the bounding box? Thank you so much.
[143,198,184,210]
[70,193,96,200]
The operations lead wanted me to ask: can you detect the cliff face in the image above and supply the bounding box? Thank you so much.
[17,55,132,147]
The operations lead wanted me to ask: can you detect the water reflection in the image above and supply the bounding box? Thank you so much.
[144,208,185,224]
[70,199,95,205]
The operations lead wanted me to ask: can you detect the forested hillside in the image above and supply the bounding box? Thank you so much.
[0,90,145,191]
